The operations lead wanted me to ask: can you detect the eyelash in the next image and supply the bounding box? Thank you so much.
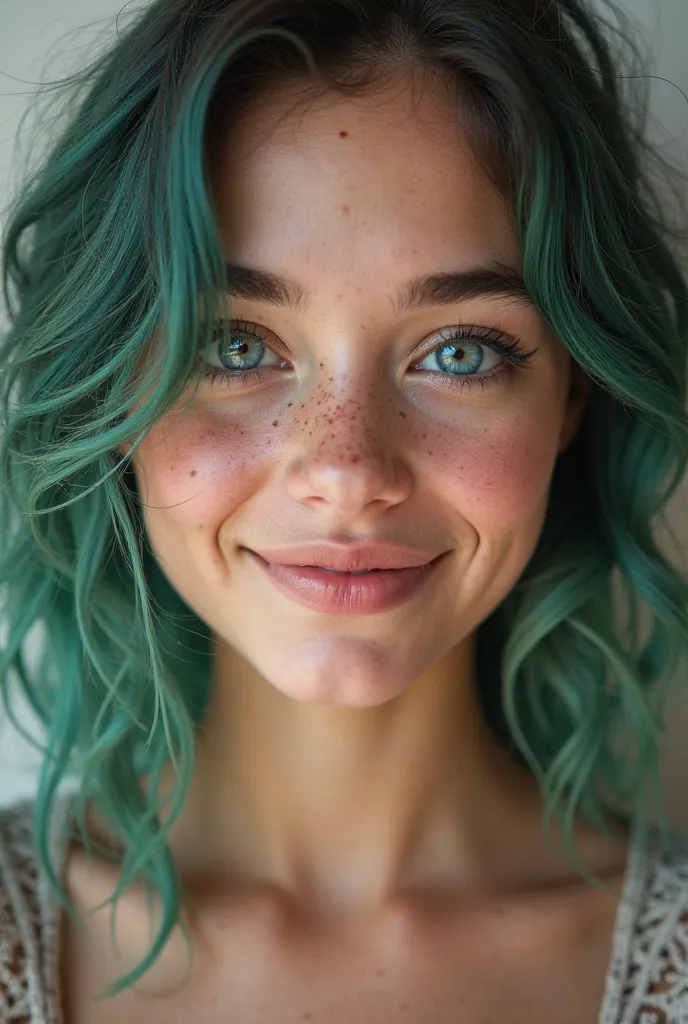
[200,321,537,392]
[410,323,535,392]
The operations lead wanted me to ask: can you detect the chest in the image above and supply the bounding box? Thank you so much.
[58,884,620,1024]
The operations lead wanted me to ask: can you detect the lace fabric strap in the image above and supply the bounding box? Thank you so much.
[0,799,44,1023]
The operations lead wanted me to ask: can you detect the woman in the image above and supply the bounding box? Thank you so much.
[1,0,687,1020]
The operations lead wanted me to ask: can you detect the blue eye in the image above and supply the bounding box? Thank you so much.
[198,320,537,392]
[410,324,536,391]
[202,322,284,385]
[218,331,264,370]
[418,340,501,376]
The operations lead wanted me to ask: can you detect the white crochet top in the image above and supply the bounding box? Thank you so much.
[1,791,688,1023]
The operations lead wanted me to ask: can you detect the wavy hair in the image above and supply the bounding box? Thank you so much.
[1,0,688,1000]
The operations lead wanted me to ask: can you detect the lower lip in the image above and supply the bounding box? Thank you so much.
[245,550,447,615]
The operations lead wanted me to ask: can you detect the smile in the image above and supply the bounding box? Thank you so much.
[244,550,449,615]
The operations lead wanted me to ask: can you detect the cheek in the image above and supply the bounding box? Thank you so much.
[422,414,558,523]
[131,410,273,534]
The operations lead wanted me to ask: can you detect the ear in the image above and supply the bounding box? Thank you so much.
[557,358,590,456]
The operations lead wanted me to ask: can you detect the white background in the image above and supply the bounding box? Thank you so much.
[0,0,687,823]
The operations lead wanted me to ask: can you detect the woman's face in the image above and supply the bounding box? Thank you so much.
[127,71,588,706]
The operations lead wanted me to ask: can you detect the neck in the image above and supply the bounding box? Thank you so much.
[162,636,561,915]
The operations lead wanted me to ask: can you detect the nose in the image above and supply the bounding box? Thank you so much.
[283,383,413,518]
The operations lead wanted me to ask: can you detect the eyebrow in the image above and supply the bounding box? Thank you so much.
[224,260,535,313]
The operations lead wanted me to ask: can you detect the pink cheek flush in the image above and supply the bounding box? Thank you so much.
[421,421,553,521]
[134,413,272,532]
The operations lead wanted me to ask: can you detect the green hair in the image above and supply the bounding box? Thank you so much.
[1,0,688,1001]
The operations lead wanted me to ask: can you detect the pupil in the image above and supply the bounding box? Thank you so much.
[436,342,481,375]
[218,332,263,371]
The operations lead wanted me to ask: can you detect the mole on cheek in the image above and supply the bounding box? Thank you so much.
[190,469,197,477]
[339,130,348,138]
[341,204,350,214]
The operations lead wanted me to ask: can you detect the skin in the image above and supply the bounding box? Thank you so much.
[64,68,632,1005]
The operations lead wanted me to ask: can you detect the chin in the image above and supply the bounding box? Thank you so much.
[255,638,416,707]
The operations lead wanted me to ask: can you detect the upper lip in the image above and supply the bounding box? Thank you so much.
[247,542,445,572]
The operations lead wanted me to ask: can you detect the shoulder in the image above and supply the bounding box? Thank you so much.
[0,796,43,1022]
[620,824,688,1023]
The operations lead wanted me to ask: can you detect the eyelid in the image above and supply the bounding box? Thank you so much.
[414,340,502,375]
[202,319,290,366]
[405,324,537,391]
[205,319,272,346]
[206,320,521,354]
[409,323,517,361]
[199,319,535,382]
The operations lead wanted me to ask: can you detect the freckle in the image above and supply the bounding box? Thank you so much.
[399,412,407,418]
[190,469,197,477]
[272,420,279,427]
[339,130,348,138]
[329,377,333,382]
[341,204,350,214]
[288,402,293,407]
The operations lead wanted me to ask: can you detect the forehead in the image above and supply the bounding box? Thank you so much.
[208,72,522,282]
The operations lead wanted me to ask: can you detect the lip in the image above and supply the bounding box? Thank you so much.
[243,544,449,615]
[247,541,441,573]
